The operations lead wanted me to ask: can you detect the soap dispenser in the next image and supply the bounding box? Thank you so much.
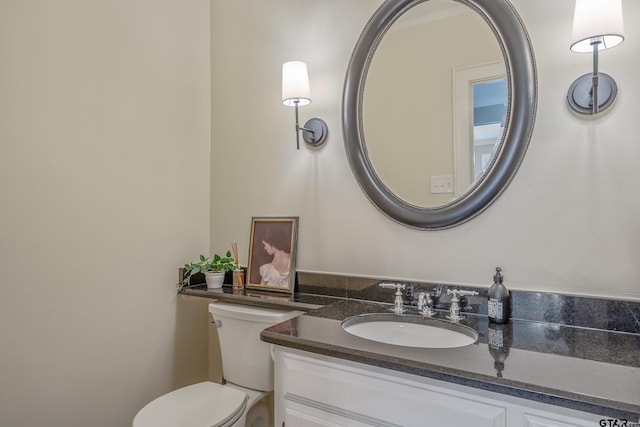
[488,267,510,324]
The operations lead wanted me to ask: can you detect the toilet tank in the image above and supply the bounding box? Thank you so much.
[208,302,303,391]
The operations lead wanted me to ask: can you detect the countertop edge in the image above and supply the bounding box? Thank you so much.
[181,287,321,312]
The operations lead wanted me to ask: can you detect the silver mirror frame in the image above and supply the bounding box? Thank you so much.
[343,0,537,230]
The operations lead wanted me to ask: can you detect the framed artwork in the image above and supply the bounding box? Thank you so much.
[246,216,298,293]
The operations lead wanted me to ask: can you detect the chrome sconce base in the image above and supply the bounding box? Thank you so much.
[291,101,328,150]
[567,72,618,115]
[299,118,328,148]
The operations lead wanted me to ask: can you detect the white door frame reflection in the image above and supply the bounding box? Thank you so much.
[453,62,507,198]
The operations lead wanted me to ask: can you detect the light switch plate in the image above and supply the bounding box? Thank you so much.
[430,175,454,194]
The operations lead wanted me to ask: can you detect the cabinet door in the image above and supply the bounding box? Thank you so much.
[275,348,506,427]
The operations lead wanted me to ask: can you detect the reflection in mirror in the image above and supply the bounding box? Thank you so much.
[453,62,507,198]
[364,0,506,208]
[472,78,507,181]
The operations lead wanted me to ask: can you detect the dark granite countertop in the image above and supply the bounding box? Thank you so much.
[181,284,338,312]
[261,298,640,420]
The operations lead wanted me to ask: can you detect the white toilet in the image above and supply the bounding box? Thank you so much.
[133,301,302,427]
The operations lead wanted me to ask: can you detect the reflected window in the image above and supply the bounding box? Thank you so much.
[473,78,507,180]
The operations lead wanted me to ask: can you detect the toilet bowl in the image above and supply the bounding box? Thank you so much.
[227,384,271,427]
[244,398,270,427]
[133,302,302,427]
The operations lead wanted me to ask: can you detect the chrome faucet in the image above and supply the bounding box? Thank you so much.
[379,283,406,314]
[417,292,436,317]
[446,289,479,321]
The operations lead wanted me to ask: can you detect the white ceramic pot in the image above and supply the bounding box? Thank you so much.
[204,271,225,289]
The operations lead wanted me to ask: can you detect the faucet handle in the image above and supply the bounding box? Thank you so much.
[379,283,406,314]
[447,288,479,299]
[379,283,405,291]
[446,289,479,321]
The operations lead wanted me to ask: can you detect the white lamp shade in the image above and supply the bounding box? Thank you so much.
[282,61,311,106]
[571,0,624,52]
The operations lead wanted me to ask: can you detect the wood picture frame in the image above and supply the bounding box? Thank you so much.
[246,216,298,293]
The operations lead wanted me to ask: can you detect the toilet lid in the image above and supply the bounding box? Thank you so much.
[133,382,247,427]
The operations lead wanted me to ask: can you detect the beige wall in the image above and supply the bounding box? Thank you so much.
[211,0,640,301]
[0,1,210,426]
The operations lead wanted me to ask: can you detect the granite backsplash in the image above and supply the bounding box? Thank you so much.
[295,271,640,334]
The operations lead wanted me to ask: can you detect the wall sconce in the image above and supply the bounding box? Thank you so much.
[282,61,328,149]
[567,0,624,115]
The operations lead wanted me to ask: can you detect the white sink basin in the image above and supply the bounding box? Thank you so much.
[341,313,478,349]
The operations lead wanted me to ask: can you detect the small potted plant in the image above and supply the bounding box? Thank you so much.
[180,251,239,291]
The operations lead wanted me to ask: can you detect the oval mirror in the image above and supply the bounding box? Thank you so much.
[343,0,537,230]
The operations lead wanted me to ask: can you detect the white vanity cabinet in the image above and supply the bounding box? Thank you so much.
[273,347,606,427]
